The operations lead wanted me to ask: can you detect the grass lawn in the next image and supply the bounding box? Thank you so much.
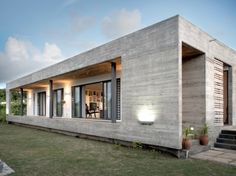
[0,123,235,176]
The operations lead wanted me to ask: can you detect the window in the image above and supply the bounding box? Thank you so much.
[72,79,120,120]
[84,82,103,119]
[103,81,111,120]
[54,89,63,117]
[72,86,82,118]
[38,92,46,116]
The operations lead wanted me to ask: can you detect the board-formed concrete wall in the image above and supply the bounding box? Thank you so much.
[7,16,181,149]
[179,16,236,142]
[182,55,205,129]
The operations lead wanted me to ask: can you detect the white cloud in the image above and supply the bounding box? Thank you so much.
[43,43,63,61]
[102,9,142,39]
[33,42,63,63]
[5,37,30,61]
[71,16,96,33]
[0,37,64,84]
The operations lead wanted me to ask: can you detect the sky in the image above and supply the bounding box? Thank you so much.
[0,0,236,88]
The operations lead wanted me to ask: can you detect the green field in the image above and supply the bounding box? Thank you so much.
[0,124,235,176]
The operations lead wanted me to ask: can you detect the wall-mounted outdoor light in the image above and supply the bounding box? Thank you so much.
[137,106,155,125]
[190,126,194,131]
[139,120,154,125]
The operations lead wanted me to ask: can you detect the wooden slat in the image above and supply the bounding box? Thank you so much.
[116,78,121,120]
[214,59,224,125]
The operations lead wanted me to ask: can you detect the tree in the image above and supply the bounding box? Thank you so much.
[10,90,27,116]
[0,89,6,122]
[0,89,27,122]
[0,89,5,102]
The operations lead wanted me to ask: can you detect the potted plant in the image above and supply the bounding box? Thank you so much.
[182,127,192,150]
[199,124,209,145]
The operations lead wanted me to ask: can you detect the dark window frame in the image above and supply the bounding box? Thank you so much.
[54,88,64,117]
[71,78,120,120]
[72,86,82,118]
[37,91,46,116]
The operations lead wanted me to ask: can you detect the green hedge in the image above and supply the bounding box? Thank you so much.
[0,102,27,122]
[0,89,27,121]
[10,102,27,116]
[0,104,6,122]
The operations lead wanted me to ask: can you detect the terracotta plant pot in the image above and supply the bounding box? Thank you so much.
[199,135,209,145]
[182,138,192,150]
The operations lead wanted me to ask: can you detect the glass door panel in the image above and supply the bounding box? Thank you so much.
[54,89,63,117]
[38,92,46,116]
[74,86,81,117]
[103,81,111,120]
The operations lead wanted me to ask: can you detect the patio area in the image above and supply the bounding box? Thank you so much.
[191,148,236,167]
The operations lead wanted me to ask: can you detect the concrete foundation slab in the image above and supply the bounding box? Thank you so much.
[191,148,236,167]
[0,160,14,176]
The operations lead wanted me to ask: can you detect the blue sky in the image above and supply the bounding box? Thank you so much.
[0,0,236,88]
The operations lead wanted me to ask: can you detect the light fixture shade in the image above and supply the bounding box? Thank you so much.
[137,106,155,125]
[138,121,154,125]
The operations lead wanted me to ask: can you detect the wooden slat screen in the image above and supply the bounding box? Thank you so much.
[213,59,224,125]
[116,78,121,120]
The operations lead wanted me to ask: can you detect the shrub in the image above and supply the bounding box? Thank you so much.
[10,90,27,115]
[132,141,143,149]
[10,102,27,115]
[0,104,6,123]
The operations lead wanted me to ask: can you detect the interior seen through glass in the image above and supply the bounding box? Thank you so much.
[84,82,111,119]
[73,81,112,119]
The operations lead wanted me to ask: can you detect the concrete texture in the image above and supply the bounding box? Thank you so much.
[182,55,205,130]
[179,16,236,143]
[6,15,236,151]
[191,148,236,167]
[0,160,15,176]
[7,115,181,149]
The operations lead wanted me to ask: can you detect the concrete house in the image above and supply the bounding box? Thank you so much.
[6,16,236,154]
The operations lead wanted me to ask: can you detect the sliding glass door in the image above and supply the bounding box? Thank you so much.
[72,86,82,118]
[103,81,111,120]
[38,92,46,116]
[72,79,120,120]
[54,89,63,117]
